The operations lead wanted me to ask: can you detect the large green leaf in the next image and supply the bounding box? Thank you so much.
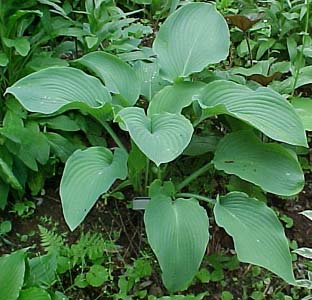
[117,107,193,166]
[18,288,51,300]
[198,80,307,147]
[291,98,312,131]
[214,192,295,284]
[76,52,140,106]
[27,254,57,288]
[0,250,26,300]
[144,181,209,292]
[60,147,128,230]
[6,67,112,114]
[147,82,205,115]
[153,3,229,81]
[213,131,304,196]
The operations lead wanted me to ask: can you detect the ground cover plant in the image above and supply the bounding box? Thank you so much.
[0,0,312,299]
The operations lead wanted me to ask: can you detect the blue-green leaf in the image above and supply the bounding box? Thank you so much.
[61,147,128,230]
[214,192,295,284]
[153,3,229,81]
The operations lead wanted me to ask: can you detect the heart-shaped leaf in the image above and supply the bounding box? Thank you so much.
[198,80,307,147]
[117,107,193,166]
[144,181,209,292]
[6,67,112,114]
[153,3,230,81]
[214,192,295,284]
[76,52,140,106]
[213,131,304,196]
[148,82,205,115]
[86,265,109,287]
[3,37,30,56]
[60,147,128,230]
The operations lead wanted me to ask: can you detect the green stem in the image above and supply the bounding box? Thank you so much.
[245,31,253,66]
[193,117,204,128]
[291,0,310,96]
[177,162,213,191]
[157,166,162,181]
[95,116,127,152]
[176,193,216,204]
[144,158,150,194]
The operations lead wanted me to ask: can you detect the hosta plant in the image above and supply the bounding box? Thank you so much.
[6,2,308,292]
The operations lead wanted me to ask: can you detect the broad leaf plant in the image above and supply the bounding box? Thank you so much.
[6,2,308,292]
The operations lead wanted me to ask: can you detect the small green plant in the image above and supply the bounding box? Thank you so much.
[11,200,36,218]
[0,220,11,236]
[0,225,124,300]
[0,219,12,246]
[6,1,309,293]
[0,249,67,300]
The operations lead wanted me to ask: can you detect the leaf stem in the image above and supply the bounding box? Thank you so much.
[245,31,253,66]
[102,121,126,151]
[157,166,162,181]
[176,192,216,204]
[144,158,150,194]
[193,117,203,128]
[177,162,213,191]
[95,116,127,152]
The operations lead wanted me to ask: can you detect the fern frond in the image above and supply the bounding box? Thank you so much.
[68,232,115,266]
[38,225,64,254]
